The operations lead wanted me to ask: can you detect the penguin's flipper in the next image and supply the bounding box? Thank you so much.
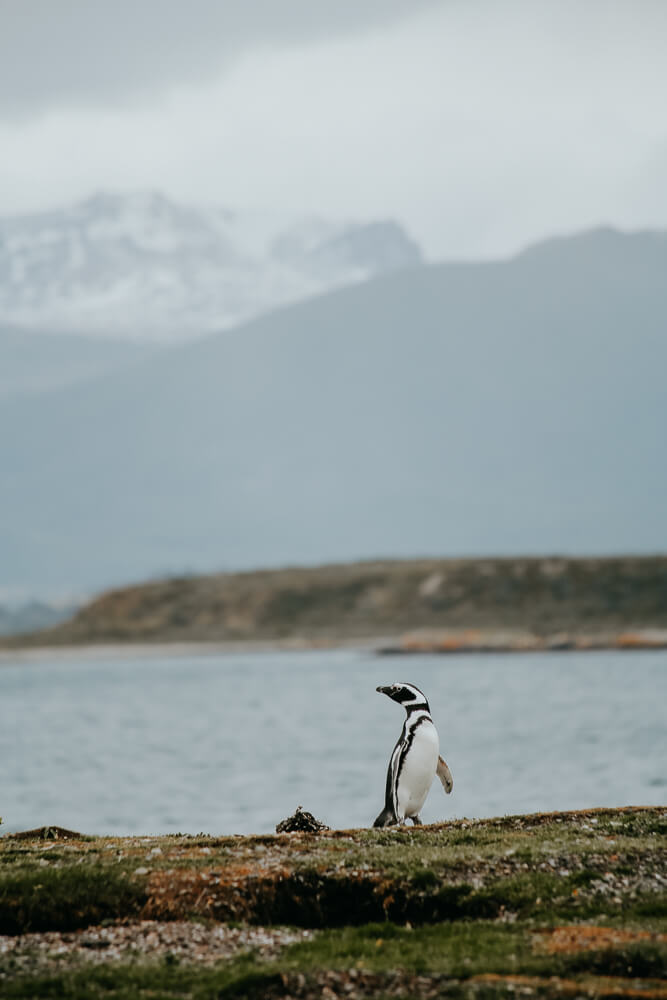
[436,755,453,794]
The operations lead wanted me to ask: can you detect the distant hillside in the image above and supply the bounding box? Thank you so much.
[0,326,155,400]
[8,556,667,647]
[1,225,666,594]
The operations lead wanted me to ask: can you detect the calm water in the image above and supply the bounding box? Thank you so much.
[1,648,665,835]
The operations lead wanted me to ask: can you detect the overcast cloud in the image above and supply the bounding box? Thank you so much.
[1,0,440,117]
[1,0,666,257]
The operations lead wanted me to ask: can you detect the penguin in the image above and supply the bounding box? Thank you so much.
[373,682,453,828]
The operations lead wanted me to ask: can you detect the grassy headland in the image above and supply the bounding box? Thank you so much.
[3,555,667,650]
[1,807,665,997]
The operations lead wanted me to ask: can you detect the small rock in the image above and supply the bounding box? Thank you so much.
[276,806,329,833]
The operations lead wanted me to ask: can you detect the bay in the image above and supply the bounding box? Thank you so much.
[1,648,665,835]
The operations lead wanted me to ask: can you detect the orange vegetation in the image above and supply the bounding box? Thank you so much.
[533,925,665,955]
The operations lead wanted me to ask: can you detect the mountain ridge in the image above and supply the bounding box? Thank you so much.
[0,190,422,341]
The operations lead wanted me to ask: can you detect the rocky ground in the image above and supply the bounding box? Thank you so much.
[0,806,665,997]
[0,920,312,976]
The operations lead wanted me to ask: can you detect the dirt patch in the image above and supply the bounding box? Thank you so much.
[141,865,527,928]
[143,866,393,926]
[144,865,292,923]
[534,926,666,956]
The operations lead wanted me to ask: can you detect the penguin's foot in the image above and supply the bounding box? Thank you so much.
[410,814,423,826]
[373,806,399,828]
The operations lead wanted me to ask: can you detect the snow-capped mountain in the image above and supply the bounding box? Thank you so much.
[0,192,423,341]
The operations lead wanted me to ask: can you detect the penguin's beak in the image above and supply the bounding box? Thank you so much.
[376,685,393,696]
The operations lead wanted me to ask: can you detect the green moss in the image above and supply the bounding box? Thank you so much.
[0,956,265,1000]
[410,868,440,890]
[632,896,667,920]
[0,865,146,934]
[561,940,667,979]
[280,921,528,977]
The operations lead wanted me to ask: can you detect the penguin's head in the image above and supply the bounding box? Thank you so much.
[376,682,430,712]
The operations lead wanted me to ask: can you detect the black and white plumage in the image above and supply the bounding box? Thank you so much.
[373,682,453,828]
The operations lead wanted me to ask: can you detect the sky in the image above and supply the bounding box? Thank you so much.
[1,0,667,259]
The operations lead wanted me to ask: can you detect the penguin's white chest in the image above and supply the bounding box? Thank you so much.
[396,721,439,819]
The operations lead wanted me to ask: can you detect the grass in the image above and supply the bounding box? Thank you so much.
[281,921,533,976]
[1,807,665,997]
[0,956,266,1000]
[2,923,665,998]
[0,864,146,934]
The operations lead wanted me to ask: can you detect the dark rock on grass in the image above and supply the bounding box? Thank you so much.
[276,807,329,834]
[7,826,85,842]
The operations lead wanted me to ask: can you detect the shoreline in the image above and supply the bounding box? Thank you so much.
[0,635,389,663]
[2,627,667,662]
